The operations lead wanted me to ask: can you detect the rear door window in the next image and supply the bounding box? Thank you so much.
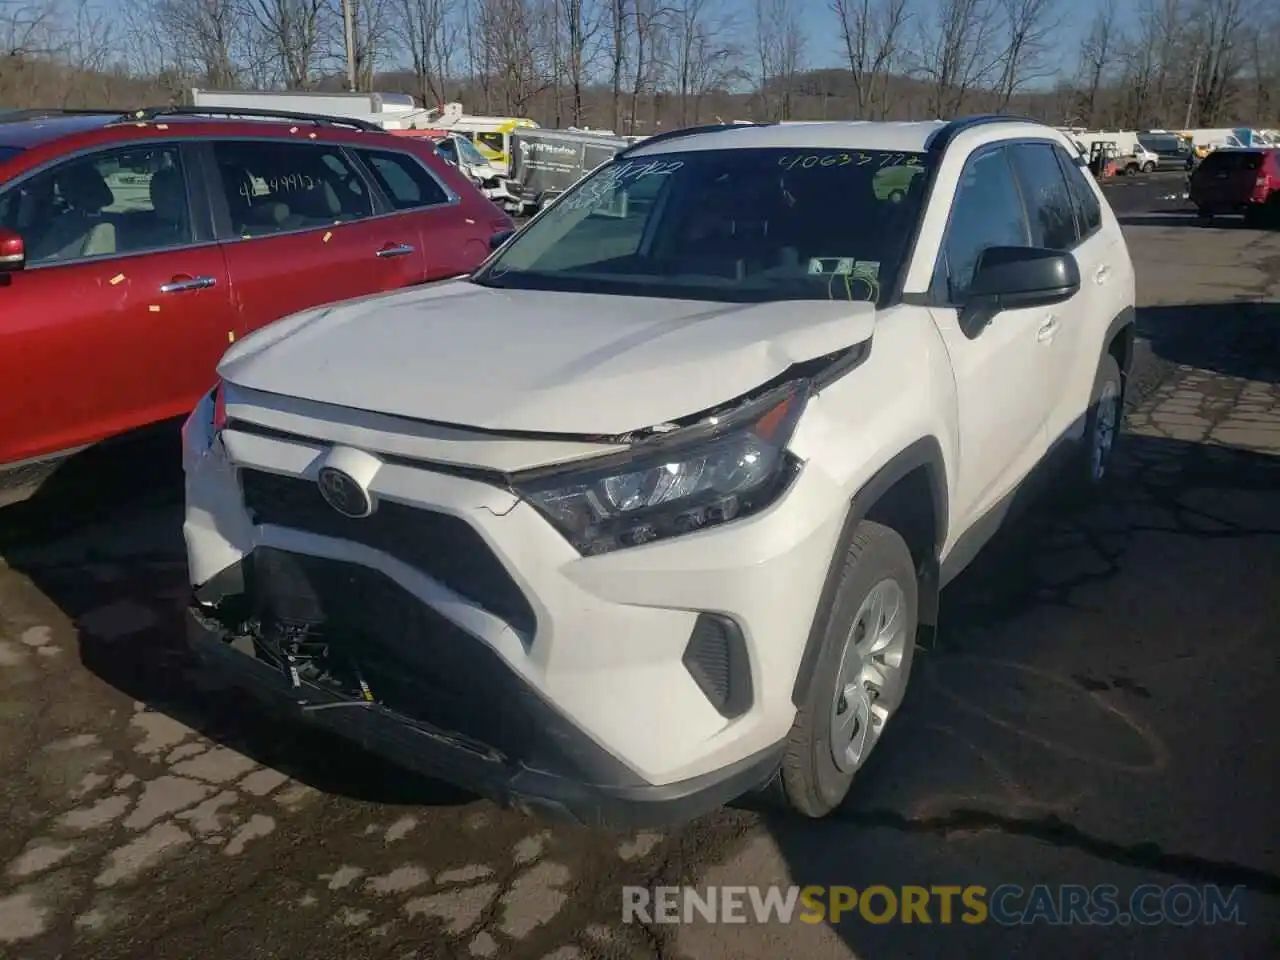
[209,140,373,237]
[358,149,452,210]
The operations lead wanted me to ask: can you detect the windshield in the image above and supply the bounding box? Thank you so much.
[454,136,488,167]
[473,146,929,305]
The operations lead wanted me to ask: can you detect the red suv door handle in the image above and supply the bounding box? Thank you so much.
[160,275,217,293]
[376,243,415,258]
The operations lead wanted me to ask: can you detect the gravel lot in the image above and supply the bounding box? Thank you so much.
[1,173,1278,959]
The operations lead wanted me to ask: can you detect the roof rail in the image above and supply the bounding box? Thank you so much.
[0,108,125,124]
[616,121,777,158]
[925,114,1048,156]
[120,105,384,132]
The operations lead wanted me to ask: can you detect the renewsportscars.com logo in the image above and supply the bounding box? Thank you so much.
[622,884,1248,926]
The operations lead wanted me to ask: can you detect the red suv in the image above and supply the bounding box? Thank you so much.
[1189,147,1280,226]
[0,106,513,506]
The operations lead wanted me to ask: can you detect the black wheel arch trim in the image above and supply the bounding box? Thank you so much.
[1103,305,1137,379]
[790,436,948,707]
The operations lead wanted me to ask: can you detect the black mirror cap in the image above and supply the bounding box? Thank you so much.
[489,229,514,251]
[968,246,1080,309]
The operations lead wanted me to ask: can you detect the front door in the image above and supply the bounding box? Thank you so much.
[925,145,1057,536]
[0,142,234,464]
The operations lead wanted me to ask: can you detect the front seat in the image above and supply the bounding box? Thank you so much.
[29,166,117,263]
[134,166,189,249]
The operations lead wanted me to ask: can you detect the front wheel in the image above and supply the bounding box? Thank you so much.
[1063,352,1124,504]
[1142,162,1156,174]
[774,521,918,818]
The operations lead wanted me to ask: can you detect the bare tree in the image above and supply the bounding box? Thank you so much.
[914,0,1001,117]
[239,0,329,88]
[396,0,457,106]
[1075,0,1117,124]
[753,0,804,119]
[608,0,628,129]
[671,0,737,125]
[473,0,548,114]
[561,0,603,125]
[992,0,1058,109]
[336,0,393,90]
[831,0,909,118]
[1189,0,1251,124]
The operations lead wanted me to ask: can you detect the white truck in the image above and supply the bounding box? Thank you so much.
[189,89,419,124]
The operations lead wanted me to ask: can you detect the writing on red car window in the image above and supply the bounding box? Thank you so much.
[238,172,318,201]
[778,152,924,170]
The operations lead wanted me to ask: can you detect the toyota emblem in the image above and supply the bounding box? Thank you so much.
[317,466,374,518]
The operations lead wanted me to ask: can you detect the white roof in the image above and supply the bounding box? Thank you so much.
[624,121,949,156]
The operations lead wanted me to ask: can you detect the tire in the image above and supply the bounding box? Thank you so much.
[1243,207,1264,229]
[1142,162,1156,174]
[1125,164,1139,176]
[1063,352,1124,502]
[775,521,918,818]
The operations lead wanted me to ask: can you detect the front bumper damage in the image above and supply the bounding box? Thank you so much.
[186,553,783,829]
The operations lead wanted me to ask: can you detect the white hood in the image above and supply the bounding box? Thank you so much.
[218,280,877,435]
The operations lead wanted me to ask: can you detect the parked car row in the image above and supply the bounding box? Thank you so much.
[0,105,513,506]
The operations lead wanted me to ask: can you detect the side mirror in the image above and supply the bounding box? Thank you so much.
[0,227,24,273]
[966,246,1079,312]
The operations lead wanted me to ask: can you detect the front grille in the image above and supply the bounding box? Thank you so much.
[239,469,536,637]
[246,549,535,760]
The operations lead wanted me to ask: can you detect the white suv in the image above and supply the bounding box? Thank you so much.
[181,117,1136,828]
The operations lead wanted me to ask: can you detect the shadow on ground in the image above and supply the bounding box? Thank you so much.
[1139,301,1280,384]
[743,427,1280,958]
[0,435,479,812]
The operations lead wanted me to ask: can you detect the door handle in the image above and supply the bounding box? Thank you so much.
[1094,265,1111,285]
[376,243,415,258]
[160,275,217,293]
[1036,315,1060,343]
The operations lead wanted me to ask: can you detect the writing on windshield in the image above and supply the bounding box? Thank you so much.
[558,158,684,211]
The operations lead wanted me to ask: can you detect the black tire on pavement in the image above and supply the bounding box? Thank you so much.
[772,521,919,819]
[1061,352,1124,504]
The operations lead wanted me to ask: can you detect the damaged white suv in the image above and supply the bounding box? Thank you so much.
[182,116,1136,828]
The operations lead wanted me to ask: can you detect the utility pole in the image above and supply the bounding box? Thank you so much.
[342,0,357,92]
[1183,56,1201,129]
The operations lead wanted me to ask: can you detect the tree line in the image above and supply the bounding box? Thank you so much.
[1,0,1276,134]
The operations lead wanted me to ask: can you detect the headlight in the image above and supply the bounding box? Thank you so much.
[513,382,808,555]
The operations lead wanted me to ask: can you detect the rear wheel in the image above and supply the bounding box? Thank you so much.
[774,521,918,818]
